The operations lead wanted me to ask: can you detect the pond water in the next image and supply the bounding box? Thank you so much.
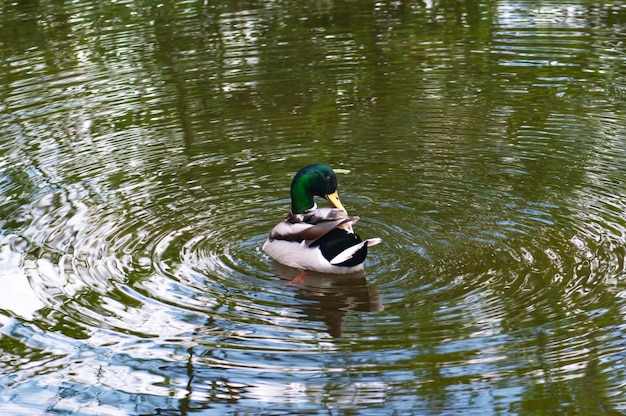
[1,0,626,414]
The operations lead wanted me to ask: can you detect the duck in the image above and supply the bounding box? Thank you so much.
[263,163,381,277]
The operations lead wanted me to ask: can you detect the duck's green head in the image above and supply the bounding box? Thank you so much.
[290,163,347,214]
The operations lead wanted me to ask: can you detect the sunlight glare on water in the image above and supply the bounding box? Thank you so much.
[1,0,626,414]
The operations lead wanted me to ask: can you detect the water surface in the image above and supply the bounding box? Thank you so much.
[1,0,626,414]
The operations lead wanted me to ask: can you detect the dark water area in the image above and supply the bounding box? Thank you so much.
[1,0,626,414]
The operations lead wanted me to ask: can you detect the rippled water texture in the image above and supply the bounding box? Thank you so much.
[1,1,626,414]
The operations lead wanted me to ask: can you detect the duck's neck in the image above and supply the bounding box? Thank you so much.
[291,179,315,214]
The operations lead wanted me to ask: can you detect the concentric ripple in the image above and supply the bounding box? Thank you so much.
[2,0,626,414]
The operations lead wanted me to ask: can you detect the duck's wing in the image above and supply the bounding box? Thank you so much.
[269,208,361,243]
[269,217,356,242]
[290,208,351,224]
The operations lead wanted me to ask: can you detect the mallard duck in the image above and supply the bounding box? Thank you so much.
[263,163,381,275]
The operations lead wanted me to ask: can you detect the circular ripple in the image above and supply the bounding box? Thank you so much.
[2,1,626,413]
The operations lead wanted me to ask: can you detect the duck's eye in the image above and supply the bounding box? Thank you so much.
[326,175,332,182]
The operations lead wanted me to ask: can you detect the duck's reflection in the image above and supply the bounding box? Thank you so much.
[270,260,383,337]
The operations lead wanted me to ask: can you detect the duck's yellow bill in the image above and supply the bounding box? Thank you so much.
[325,190,347,214]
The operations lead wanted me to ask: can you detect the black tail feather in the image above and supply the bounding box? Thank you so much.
[311,229,368,267]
